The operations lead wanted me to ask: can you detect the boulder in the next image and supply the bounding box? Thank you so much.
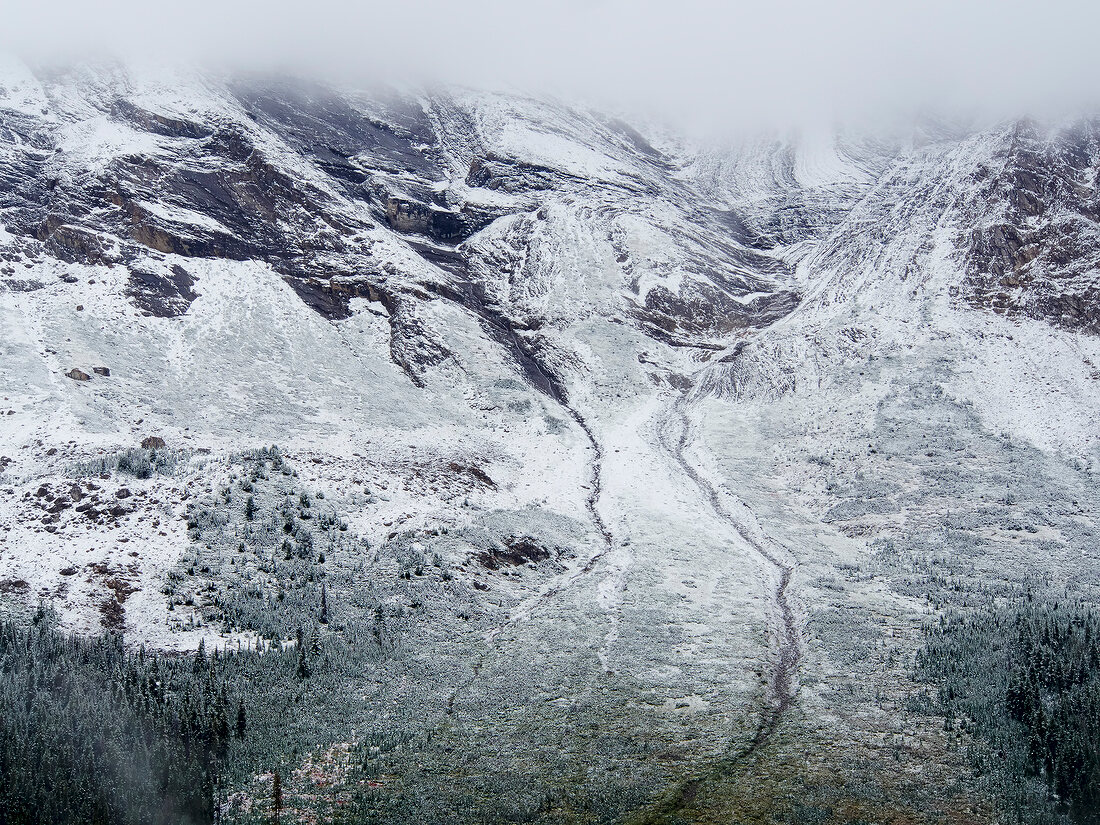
[140,435,166,450]
[65,368,91,381]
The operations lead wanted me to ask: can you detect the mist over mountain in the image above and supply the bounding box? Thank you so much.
[6,0,1100,130]
[1,7,1100,823]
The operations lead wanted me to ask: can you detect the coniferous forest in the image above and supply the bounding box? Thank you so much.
[918,599,1100,825]
[0,609,234,824]
[0,607,386,825]
[0,604,470,825]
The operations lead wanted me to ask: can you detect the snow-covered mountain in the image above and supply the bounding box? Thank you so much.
[1,58,1099,823]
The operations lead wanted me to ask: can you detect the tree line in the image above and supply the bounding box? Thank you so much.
[918,596,1100,824]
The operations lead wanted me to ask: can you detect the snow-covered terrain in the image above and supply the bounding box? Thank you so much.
[1,57,1099,823]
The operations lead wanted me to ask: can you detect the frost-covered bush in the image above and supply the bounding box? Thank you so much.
[74,447,185,479]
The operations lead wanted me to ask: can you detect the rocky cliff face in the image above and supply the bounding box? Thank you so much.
[4,64,1096,359]
[962,119,1100,332]
[0,64,801,378]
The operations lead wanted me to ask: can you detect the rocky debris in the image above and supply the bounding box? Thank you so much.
[65,368,91,381]
[83,563,140,630]
[141,436,166,450]
[19,479,132,527]
[127,264,198,318]
[99,595,126,630]
[446,462,495,489]
[475,536,552,571]
[0,578,29,595]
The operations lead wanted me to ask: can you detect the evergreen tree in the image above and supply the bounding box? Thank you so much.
[296,626,310,679]
[193,638,207,673]
[272,770,283,825]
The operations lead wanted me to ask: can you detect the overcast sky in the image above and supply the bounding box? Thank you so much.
[4,0,1100,131]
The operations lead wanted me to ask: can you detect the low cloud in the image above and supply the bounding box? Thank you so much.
[4,0,1099,132]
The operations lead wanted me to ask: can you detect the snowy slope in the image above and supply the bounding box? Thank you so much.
[1,56,1099,823]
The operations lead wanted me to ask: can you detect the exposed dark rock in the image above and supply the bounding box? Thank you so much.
[37,220,121,266]
[229,78,442,187]
[599,116,666,160]
[380,297,455,388]
[962,119,1100,334]
[0,69,808,387]
[475,536,552,570]
[465,156,558,193]
[127,265,198,318]
[65,368,91,381]
[92,366,110,376]
[384,196,481,242]
[446,462,495,489]
[633,284,801,346]
[141,436,166,450]
[709,208,778,250]
[110,98,213,140]
[282,275,355,320]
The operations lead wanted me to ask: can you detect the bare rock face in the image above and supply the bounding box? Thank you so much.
[65,368,91,381]
[384,197,473,242]
[127,265,198,319]
[962,119,1100,333]
[0,66,803,388]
